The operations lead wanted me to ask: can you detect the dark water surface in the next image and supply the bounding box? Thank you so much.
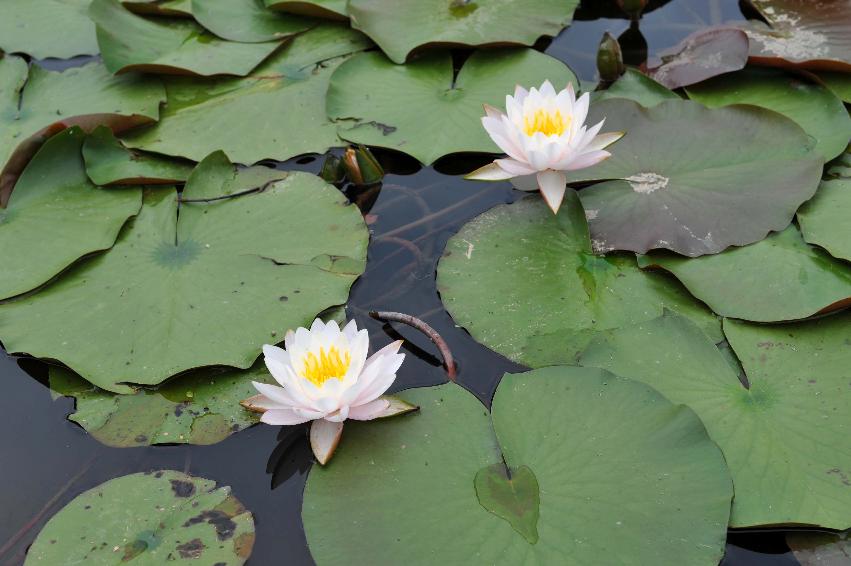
[0,0,823,564]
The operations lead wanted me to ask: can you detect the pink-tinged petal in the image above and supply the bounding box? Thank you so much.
[352,353,405,405]
[483,103,503,119]
[506,94,523,124]
[465,162,515,181]
[294,405,327,420]
[261,408,314,426]
[371,395,419,418]
[252,381,299,407]
[283,329,296,350]
[262,355,292,388]
[539,80,556,98]
[576,120,604,151]
[310,419,344,465]
[483,117,526,162]
[513,84,529,103]
[586,131,625,152]
[341,319,359,342]
[241,393,287,413]
[263,359,314,407]
[364,340,403,369]
[538,170,568,213]
[566,82,577,105]
[563,150,611,171]
[526,141,552,171]
[495,158,537,176]
[572,92,590,131]
[323,405,350,422]
[348,398,391,421]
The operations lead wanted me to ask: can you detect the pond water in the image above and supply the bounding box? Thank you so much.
[0,0,840,564]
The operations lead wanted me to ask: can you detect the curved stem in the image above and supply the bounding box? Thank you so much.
[369,311,457,381]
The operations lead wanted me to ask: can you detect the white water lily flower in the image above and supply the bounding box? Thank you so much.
[246,318,414,464]
[467,80,624,213]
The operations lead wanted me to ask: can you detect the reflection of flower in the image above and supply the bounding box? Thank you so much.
[468,81,624,214]
[246,318,414,464]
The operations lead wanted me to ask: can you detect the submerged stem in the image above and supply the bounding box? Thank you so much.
[369,311,457,381]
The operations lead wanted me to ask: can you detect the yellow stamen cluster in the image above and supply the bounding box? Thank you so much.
[523,108,570,137]
[301,346,352,387]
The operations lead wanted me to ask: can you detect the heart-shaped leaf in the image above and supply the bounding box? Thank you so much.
[474,464,540,544]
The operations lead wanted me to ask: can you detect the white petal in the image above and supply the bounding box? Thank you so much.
[348,398,391,421]
[513,85,529,104]
[261,408,314,426]
[262,344,290,368]
[262,354,293,388]
[482,116,526,162]
[465,162,515,181]
[483,103,503,118]
[566,82,577,106]
[537,170,568,213]
[265,359,315,407]
[309,318,326,333]
[572,92,590,133]
[352,352,404,406]
[539,80,556,98]
[252,381,298,407]
[370,395,419,419]
[586,131,625,152]
[563,150,611,171]
[241,392,287,413]
[342,319,359,342]
[526,141,552,171]
[310,419,344,465]
[323,405,350,422]
[495,158,537,176]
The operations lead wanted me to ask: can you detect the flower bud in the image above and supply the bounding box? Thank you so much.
[616,0,648,20]
[597,32,625,83]
[343,145,384,186]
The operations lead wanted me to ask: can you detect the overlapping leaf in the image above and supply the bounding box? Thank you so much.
[647,27,750,89]
[328,49,577,165]
[83,126,193,185]
[798,177,851,262]
[266,0,347,19]
[26,471,254,564]
[304,369,732,565]
[597,68,680,107]
[123,0,192,16]
[579,311,851,528]
[192,0,314,43]
[436,192,721,368]
[0,0,98,59]
[0,153,368,392]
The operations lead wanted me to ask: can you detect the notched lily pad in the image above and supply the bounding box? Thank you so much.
[303,368,732,564]
[328,48,577,165]
[0,0,98,59]
[569,98,823,256]
[647,27,750,89]
[798,177,851,263]
[83,126,193,185]
[0,153,368,392]
[347,0,580,64]
[25,471,254,565]
[0,128,142,301]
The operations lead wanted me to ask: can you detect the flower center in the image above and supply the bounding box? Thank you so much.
[300,346,352,387]
[523,108,570,137]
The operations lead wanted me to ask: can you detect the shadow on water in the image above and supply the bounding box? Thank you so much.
[0,0,812,563]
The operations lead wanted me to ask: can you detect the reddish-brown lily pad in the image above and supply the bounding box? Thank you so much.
[647,27,750,89]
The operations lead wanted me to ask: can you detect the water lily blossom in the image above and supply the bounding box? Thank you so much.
[242,318,415,465]
[467,81,624,214]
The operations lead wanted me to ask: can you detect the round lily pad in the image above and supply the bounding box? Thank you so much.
[0,153,367,392]
[26,471,254,564]
[798,177,851,263]
[686,68,851,160]
[579,311,851,528]
[83,126,193,185]
[347,0,580,64]
[123,24,371,164]
[266,0,347,19]
[638,225,851,322]
[89,0,284,76]
[50,362,271,447]
[436,191,721,369]
[0,0,98,59]
[816,71,851,102]
[303,368,732,564]
[327,48,577,165]
[0,56,164,203]
[0,128,142,301]
[192,0,314,43]
[568,98,823,256]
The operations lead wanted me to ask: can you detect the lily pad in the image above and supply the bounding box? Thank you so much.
[192,0,314,43]
[786,530,851,565]
[50,362,272,447]
[597,68,680,108]
[123,24,371,164]
[26,471,254,564]
[347,0,580,64]
[579,311,851,528]
[647,27,750,89]
[266,0,347,19]
[0,153,367,392]
[816,71,851,103]
[328,49,577,165]
[83,126,193,185]
[741,0,851,72]
[0,0,98,59]
[436,191,721,369]
[638,225,851,322]
[89,0,284,76]
[798,178,851,263]
[569,98,823,256]
[686,68,851,160]
[0,56,164,203]
[303,368,732,564]
[0,128,142,301]
[123,0,193,16]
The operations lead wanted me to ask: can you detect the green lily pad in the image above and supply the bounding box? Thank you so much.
[741,0,851,72]
[327,49,577,165]
[474,464,540,544]
[597,68,680,108]
[123,0,193,16]
[569,98,823,256]
[192,0,314,43]
[0,56,164,203]
[0,0,98,59]
[436,191,721,369]
[347,0,580,64]
[0,128,142,301]
[83,126,193,185]
[303,368,732,564]
[638,225,851,322]
[579,311,851,528]
[50,362,272,447]
[816,71,851,102]
[0,153,367,392]
[786,530,851,565]
[686,68,850,160]
[123,24,371,164]
[266,0,347,19]
[26,471,254,565]
[89,0,283,76]
[798,177,851,262]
